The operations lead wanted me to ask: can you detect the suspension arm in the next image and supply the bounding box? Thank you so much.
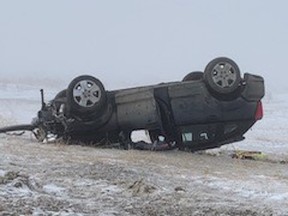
[0,124,36,134]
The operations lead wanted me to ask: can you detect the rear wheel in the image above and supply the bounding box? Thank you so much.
[204,57,241,95]
[67,75,107,117]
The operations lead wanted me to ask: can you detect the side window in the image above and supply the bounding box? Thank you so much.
[181,125,217,145]
[199,132,209,140]
[182,132,193,142]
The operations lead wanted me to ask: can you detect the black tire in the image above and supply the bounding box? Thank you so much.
[52,89,67,112]
[182,71,203,82]
[54,89,67,100]
[67,75,107,116]
[204,57,241,94]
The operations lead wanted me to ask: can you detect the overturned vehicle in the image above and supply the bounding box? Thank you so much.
[0,57,265,151]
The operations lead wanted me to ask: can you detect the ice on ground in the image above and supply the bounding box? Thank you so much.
[0,170,5,177]
[43,183,66,196]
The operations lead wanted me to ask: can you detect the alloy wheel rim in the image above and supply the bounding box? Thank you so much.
[73,80,101,107]
[211,62,237,88]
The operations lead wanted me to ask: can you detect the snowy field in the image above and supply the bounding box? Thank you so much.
[0,81,288,215]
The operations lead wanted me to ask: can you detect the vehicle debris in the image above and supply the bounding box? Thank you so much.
[132,140,175,151]
[0,57,265,151]
[232,150,267,161]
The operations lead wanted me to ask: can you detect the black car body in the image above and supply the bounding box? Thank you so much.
[0,57,265,151]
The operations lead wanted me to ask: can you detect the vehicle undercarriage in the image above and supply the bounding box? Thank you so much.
[0,57,265,151]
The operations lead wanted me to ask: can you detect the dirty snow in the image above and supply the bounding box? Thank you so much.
[0,82,288,215]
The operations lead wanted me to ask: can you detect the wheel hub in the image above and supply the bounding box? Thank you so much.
[212,63,236,88]
[73,80,101,107]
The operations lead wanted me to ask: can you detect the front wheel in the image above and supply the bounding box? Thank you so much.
[204,57,241,95]
[66,75,107,117]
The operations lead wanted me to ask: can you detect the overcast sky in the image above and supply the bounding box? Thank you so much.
[0,0,287,93]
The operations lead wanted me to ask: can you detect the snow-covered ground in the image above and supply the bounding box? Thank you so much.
[0,81,288,215]
[0,82,59,124]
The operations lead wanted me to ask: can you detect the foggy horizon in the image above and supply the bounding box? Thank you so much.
[1,1,287,93]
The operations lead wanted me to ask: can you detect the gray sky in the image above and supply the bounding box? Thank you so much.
[0,0,287,92]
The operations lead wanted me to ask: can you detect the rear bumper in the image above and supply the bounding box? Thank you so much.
[241,73,265,102]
